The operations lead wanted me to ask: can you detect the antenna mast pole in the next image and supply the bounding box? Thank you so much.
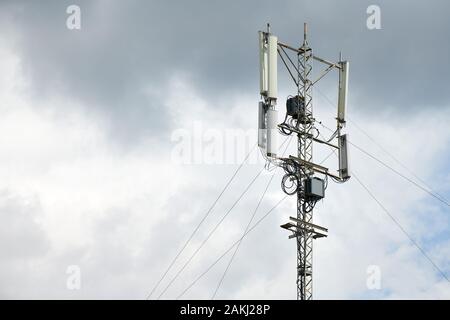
[296,22,314,300]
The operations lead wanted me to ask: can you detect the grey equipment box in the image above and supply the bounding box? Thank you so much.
[305,177,325,200]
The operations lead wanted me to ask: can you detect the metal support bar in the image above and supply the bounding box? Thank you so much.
[287,155,343,181]
[280,220,328,240]
[278,49,299,87]
[312,55,342,69]
[278,42,341,70]
[289,231,327,239]
[278,41,309,54]
[288,155,329,172]
[289,216,328,232]
[279,46,306,84]
[312,137,339,149]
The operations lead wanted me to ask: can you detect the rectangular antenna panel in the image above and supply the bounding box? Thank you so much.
[267,35,278,99]
[337,61,349,122]
[259,31,268,95]
[258,102,267,149]
[338,134,350,179]
[266,108,278,157]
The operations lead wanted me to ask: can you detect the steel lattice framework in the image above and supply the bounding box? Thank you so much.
[296,30,314,300]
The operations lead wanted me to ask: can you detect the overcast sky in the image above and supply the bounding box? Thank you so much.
[0,0,449,299]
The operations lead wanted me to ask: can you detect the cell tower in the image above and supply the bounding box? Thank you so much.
[258,23,350,300]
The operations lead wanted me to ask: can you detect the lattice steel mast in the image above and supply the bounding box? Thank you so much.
[296,23,314,300]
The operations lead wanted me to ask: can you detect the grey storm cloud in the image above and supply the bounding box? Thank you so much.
[2,0,450,148]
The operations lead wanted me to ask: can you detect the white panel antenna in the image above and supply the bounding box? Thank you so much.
[267,34,278,99]
[338,134,350,179]
[337,61,349,123]
[258,28,278,158]
[259,32,278,100]
[259,31,268,95]
[266,108,278,157]
[258,102,267,149]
